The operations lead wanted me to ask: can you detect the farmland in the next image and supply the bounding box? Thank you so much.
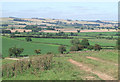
[1,17,119,80]
[2,32,117,58]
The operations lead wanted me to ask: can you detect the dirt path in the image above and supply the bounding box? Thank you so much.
[5,58,20,60]
[5,57,29,61]
[68,59,115,80]
[86,56,118,66]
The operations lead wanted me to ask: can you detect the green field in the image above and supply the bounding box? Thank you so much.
[2,34,117,57]
[2,37,60,57]
[16,37,116,46]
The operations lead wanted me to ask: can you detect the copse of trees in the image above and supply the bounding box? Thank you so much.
[9,46,24,57]
[58,45,66,54]
[70,38,85,51]
[70,38,102,51]
[80,38,90,48]
[70,38,80,45]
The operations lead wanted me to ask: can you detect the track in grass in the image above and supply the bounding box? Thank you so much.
[68,59,115,80]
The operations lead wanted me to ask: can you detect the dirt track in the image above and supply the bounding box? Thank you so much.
[68,59,115,80]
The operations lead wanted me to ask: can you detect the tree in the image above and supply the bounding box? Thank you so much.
[94,44,102,51]
[58,45,66,54]
[80,39,90,48]
[9,47,24,57]
[87,45,94,50]
[25,37,32,42]
[78,44,84,50]
[70,38,80,45]
[34,49,41,54]
[77,30,80,33]
[70,45,79,51]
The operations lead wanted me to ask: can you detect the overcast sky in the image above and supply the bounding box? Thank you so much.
[1,2,118,21]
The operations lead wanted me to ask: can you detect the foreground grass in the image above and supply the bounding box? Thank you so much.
[2,50,117,80]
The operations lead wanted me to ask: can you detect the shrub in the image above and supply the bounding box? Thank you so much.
[25,37,32,42]
[70,38,80,45]
[2,55,53,78]
[58,45,66,54]
[80,39,90,48]
[47,52,52,54]
[87,45,94,50]
[70,45,79,51]
[9,47,24,57]
[78,44,84,50]
[34,49,41,54]
[94,44,102,51]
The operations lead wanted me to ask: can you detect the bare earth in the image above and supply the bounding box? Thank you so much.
[5,58,20,60]
[68,59,115,80]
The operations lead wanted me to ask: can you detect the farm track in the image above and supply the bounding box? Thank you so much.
[86,56,118,66]
[68,59,116,80]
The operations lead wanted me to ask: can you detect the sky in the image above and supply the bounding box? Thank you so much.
[1,2,118,21]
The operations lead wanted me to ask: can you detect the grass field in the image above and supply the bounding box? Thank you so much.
[2,37,60,57]
[2,34,117,57]
[16,37,116,46]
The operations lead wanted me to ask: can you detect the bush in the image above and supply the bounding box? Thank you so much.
[9,47,24,57]
[94,44,102,51]
[87,45,94,50]
[58,45,66,54]
[80,39,90,48]
[70,45,79,51]
[34,49,41,54]
[2,55,53,78]
[47,52,52,54]
[25,37,32,42]
[78,44,84,50]
[70,38,80,45]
